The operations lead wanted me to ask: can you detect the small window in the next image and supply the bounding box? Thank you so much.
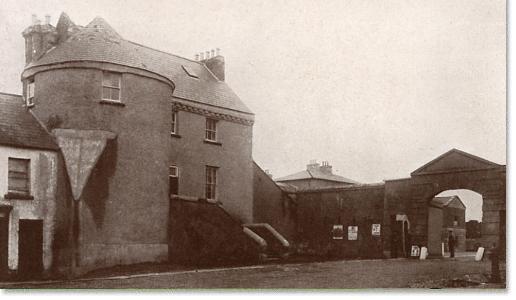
[182,65,199,78]
[169,166,179,178]
[205,166,217,200]
[205,118,217,142]
[171,110,178,134]
[27,79,35,106]
[102,71,121,101]
[8,158,30,195]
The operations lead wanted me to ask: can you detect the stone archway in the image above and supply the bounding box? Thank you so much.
[407,149,505,256]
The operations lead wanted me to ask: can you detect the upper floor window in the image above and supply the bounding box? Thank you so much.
[205,118,217,142]
[205,166,218,200]
[171,110,178,134]
[8,158,30,195]
[169,165,179,195]
[27,79,35,106]
[102,71,121,102]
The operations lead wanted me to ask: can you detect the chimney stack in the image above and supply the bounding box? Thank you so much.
[202,48,225,81]
[22,13,57,64]
[320,161,333,174]
[307,160,320,172]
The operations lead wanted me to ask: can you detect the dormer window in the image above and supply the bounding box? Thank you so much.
[27,79,35,107]
[182,65,199,79]
[102,71,121,102]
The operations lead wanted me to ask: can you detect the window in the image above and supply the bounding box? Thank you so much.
[27,79,35,106]
[205,119,217,142]
[171,110,177,134]
[8,158,30,195]
[102,71,121,101]
[169,165,179,195]
[205,166,217,200]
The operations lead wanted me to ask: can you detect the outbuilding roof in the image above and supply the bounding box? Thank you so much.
[430,196,466,210]
[25,14,253,116]
[0,92,59,150]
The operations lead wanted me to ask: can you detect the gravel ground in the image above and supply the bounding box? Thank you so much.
[0,256,503,290]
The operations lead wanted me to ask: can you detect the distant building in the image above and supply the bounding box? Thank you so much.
[428,195,466,253]
[275,160,358,190]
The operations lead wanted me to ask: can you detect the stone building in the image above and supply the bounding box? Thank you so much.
[0,12,257,276]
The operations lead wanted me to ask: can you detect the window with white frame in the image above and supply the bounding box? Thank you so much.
[205,118,217,141]
[102,71,121,101]
[171,110,178,134]
[169,165,179,195]
[27,79,35,106]
[8,158,30,195]
[205,166,217,200]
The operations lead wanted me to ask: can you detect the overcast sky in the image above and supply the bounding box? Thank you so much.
[0,1,505,220]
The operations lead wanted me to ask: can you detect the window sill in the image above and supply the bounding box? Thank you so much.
[3,192,34,200]
[26,103,35,108]
[204,139,222,146]
[171,133,182,138]
[100,99,125,106]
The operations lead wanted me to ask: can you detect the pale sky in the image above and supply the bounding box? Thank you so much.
[0,0,506,190]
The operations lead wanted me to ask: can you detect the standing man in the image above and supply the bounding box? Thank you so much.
[448,230,456,258]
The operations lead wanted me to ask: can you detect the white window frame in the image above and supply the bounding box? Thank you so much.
[7,157,31,195]
[169,165,179,178]
[205,118,217,142]
[171,110,178,134]
[102,71,122,102]
[205,166,217,200]
[27,79,35,107]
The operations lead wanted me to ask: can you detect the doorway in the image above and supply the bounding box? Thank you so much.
[18,219,43,278]
[0,209,10,277]
[427,189,483,257]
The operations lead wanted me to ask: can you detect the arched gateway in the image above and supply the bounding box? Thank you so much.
[384,149,505,258]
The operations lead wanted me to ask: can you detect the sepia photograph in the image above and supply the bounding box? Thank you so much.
[0,0,508,292]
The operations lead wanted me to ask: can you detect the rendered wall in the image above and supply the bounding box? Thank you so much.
[169,108,254,223]
[0,145,64,273]
[28,66,174,272]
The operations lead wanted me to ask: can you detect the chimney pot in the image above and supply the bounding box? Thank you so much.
[205,51,210,59]
[32,14,38,25]
[195,54,199,61]
[200,52,204,60]
[45,15,51,25]
[216,48,220,56]
[211,49,215,57]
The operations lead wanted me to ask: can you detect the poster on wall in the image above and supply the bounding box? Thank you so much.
[348,226,358,240]
[372,224,381,236]
[332,225,344,240]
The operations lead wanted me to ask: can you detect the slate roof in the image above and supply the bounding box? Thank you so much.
[430,196,466,210]
[25,15,253,116]
[0,92,59,150]
[275,169,358,184]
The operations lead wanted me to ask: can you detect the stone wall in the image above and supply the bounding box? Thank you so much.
[295,185,385,259]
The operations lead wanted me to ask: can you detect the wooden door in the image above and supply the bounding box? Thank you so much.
[18,219,43,278]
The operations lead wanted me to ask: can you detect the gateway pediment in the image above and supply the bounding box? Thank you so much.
[411,148,503,176]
